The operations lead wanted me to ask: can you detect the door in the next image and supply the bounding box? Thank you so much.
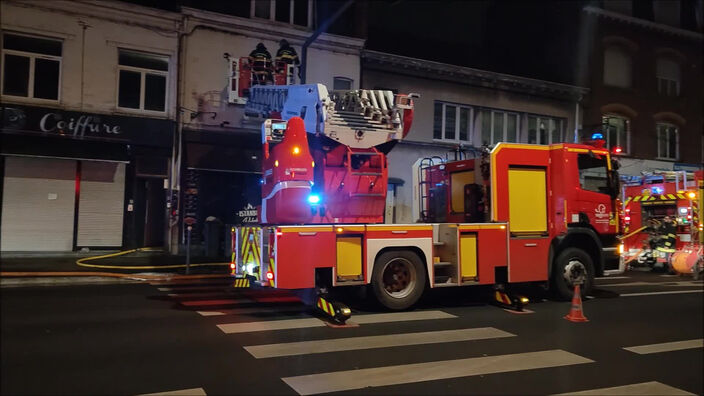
[141,178,165,247]
[1,157,76,251]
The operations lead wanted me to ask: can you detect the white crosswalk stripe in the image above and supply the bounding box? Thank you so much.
[139,387,207,395]
[281,349,593,395]
[623,339,703,354]
[217,310,456,334]
[554,381,694,395]
[244,327,515,358]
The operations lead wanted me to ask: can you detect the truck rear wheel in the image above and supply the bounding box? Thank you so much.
[552,247,594,301]
[371,250,426,310]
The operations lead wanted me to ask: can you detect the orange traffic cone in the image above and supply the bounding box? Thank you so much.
[564,284,589,322]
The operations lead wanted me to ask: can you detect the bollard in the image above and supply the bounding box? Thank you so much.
[186,225,192,275]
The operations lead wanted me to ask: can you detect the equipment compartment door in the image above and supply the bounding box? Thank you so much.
[336,236,363,281]
[507,168,547,234]
[459,233,477,280]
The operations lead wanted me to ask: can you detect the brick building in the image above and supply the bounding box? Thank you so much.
[579,1,703,175]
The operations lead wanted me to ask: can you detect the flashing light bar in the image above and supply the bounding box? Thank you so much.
[591,132,604,140]
[266,271,274,280]
[612,146,623,154]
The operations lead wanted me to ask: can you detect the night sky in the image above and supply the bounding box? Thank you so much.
[124,0,592,85]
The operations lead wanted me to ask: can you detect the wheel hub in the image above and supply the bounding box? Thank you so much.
[563,259,587,286]
[381,258,416,299]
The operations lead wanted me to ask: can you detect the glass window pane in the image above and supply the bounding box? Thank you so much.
[275,0,291,22]
[293,0,309,26]
[657,125,665,157]
[528,117,537,144]
[550,119,560,143]
[668,127,677,159]
[433,102,443,140]
[118,70,141,109]
[459,107,469,141]
[119,50,168,71]
[333,77,351,90]
[445,105,456,140]
[618,120,628,148]
[3,34,62,56]
[493,112,504,143]
[2,54,29,96]
[144,73,166,111]
[33,58,60,100]
[506,114,517,142]
[254,0,271,18]
[538,119,547,144]
[481,110,491,145]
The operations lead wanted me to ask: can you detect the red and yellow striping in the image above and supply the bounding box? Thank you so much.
[624,193,687,205]
[316,296,336,317]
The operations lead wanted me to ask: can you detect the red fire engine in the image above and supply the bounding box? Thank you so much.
[620,171,702,271]
[232,83,623,320]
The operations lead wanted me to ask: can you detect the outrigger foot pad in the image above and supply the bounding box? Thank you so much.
[316,295,352,324]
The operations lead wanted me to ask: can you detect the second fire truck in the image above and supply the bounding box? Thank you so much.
[233,83,624,314]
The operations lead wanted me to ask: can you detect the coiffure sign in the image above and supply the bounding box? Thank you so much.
[1,104,173,147]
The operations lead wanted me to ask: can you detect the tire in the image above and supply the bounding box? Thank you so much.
[552,247,594,301]
[371,250,426,310]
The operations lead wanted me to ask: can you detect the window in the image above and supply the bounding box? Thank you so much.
[117,49,168,112]
[253,0,311,27]
[602,115,629,153]
[656,122,678,160]
[479,110,519,145]
[433,102,472,143]
[527,116,564,145]
[578,153,609,195]
[656,58,680,96]
[603,46,632,88]
[333,77,352,90]
[2,33,61,100]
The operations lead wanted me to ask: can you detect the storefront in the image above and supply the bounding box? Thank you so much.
[181,128,261,255]
[0,104,173,251]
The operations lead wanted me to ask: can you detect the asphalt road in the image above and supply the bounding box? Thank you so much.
[1,271,702,395]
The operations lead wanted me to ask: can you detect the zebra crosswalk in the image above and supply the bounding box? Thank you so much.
[151,277,699,395]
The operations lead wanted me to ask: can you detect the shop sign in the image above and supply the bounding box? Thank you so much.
[1,104,173,147]
[236,203,259,224]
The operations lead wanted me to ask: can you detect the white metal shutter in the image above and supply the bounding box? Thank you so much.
[1,157,76,251]
[76,161,125,247]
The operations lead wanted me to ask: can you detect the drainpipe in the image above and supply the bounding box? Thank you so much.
[300,0,354,84]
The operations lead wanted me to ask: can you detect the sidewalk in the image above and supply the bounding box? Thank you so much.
[0,250,232,281]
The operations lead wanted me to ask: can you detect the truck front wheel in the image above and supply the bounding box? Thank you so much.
[371,250,426,310]
[552,247,594,301]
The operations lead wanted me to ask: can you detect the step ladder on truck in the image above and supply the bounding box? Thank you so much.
[231,83,625,323]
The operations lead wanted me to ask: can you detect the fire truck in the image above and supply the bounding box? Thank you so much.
[620,170,702,270]
[231,82,623,319]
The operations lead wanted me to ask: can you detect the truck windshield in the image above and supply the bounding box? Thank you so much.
[578,153,609,194]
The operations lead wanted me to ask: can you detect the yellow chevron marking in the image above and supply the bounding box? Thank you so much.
[668,194,676,200]
[624,197,632,205]
[660,195,668,200]
[678,193,686,199]
[633,196,641,202]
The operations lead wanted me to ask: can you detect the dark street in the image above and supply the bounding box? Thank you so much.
[2,271,702,395]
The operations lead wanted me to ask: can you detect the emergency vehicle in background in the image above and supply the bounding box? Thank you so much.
[231,79,624,316]
[620,171,702,269]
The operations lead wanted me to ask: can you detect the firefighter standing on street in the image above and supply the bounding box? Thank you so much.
[249,42,273,84]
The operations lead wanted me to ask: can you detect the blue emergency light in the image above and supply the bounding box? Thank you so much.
[591,132,604,140]
[307,194,321,204]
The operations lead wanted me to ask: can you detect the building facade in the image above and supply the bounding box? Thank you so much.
[579,1,703,177]
[1,0,179,252]
[172,5,364,253]
[361,50,588,224]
